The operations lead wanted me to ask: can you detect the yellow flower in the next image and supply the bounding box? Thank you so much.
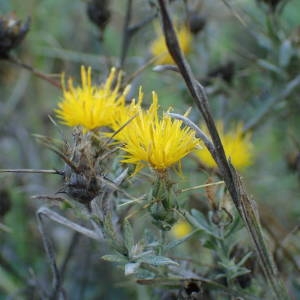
[150,25,192,65]
[171,220,192,239]
[114,91,199,174]
[196,122,253,170]
[111,87,144,137]
[55,66,129,131]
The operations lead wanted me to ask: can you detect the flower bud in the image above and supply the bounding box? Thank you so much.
[148,177,177,230]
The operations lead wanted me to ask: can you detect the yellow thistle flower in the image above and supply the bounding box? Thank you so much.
[171,220,192,239]
[55,66,130,131]
[110,87,144,137]
[150,25,192,65]
[196,122,253,170]
[114,91,200,174]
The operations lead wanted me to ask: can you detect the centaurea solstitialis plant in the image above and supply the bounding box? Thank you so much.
[1,1,296,299]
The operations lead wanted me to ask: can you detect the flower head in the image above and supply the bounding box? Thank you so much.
[150,24,192,65]
[196,122,253,170]
[110,87,144,137]
[55,66,129,131]
[171,220,192,239]
[113,91,199,174]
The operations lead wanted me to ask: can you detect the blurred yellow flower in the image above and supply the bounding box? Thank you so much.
[196,122,253,170]
[150,25,192,65]
[171,220,192,239]
[55,66,129,131]
[113,91,200,174]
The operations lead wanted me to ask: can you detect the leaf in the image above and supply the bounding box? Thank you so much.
[237,251,252,267]
[225,214,243,238]
[125,262,140,275]
[256,33,273,51]
[233,267,251,279]
[135,268,156,279]
[137,255,179,266]
[103,213,126,254]
[164,229,199,250]
[101,254,128,264]
[257,59,285,77]
[123,219,134,255]
[103,213,116,239]
[279,40,293,67]
[187,210,220,239]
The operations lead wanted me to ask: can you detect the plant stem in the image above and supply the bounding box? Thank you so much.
[118,0,157,68]
[7,56,61,89]
[156,1,290,299]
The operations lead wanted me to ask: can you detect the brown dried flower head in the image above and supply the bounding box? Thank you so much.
[0,13,30,58]
[86,0,111,38]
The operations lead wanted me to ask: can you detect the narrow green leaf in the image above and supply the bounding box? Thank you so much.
[279,40,293,67]
[103,213,126,254]
[225,214,243,238]
[138,255,179,266]
[187,210,220,239]
[237,252,252,267]
[123,219,134,255]
[257,59,284,77]
[101,254,128,264]
[164,229,199,250]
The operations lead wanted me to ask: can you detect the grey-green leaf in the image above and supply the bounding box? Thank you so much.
[257,59,285,77]
[123,219,134,255]
[137,255,179,266]
[164,229,199,250]
[279,40,293,67]
[188,210,220,239]
[125,262,140,275]
[101,254,128,263]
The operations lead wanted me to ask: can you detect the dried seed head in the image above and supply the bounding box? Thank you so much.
[188,13,206,35]
[61,130,107,205]
[258,0,282,12]
[63,164,101,204]
[206,61,235,85]
[0,13,30,58]
[86,0,111,38]
[178,281,205,299]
